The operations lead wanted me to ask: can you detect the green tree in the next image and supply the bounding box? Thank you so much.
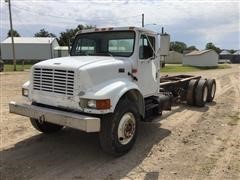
[34,28,56,37]
[170,41,187,53]
[186,45,198,51]
[228,49,236,54]
[205,42,221,54]
[7,29,20,37]
[58,24,95,46]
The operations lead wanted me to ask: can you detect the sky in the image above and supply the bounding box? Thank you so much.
[0,0,239,50]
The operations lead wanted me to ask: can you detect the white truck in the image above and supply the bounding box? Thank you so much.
[9,27,216,156]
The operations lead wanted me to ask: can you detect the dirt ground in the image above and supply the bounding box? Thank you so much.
[0,65,239,180]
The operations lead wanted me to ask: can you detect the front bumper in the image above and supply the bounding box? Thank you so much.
[9,101,100,132]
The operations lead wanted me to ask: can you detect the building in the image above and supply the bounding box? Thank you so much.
[233,50,240,55]
[219,50,230,55]
[219,49,240,63]
[165,51,183,64]
[1,37,59,60]
[219,50,231,63]
[54,46,69,58]
[232,50,240,63]
[183,50,218,67]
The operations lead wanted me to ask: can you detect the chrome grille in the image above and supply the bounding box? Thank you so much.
[33,68,74,95]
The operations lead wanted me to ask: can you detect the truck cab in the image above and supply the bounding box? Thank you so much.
[9,27,216,155]
[25,27,167,116]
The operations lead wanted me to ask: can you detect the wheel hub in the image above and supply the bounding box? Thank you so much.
[124,121,134,138]
[118,112,136,145]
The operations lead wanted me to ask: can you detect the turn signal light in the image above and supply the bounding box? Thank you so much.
[96,99,111,110]
[22,88,29,97]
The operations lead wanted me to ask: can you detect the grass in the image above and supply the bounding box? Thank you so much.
[161,64,231,73]
[3,63,34,72]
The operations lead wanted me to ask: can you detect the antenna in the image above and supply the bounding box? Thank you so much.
[142,13,144,27]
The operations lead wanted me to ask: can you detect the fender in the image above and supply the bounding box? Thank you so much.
[79,78,144,115]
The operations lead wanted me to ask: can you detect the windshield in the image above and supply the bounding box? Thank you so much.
[70,31,135,57]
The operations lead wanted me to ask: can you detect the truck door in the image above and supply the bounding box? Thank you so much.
[137,34,159,96]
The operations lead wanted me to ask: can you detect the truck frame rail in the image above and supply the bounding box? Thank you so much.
[160,75,201,87]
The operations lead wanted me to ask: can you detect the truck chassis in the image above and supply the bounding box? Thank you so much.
[8,27,217,155]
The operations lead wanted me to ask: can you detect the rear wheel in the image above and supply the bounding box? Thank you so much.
[30,118,63,133]
[99,98,140,156]
[186,79,198,106]
[195,79,208,107]
[206,79,216,102]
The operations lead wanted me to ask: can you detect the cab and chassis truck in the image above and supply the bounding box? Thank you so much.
[9,27,216,156]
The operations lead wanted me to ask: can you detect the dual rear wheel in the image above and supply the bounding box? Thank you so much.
[187,78,216,107]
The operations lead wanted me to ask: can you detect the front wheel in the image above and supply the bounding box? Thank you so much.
[30,118,63,133]
[99,98,140,156]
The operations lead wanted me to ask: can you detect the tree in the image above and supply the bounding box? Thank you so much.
[170,41,187,53]
[58,29,76,46]
[186,45,198,51]
[58,24,95,46]
[228,49,236,54]
[205,42,221,54]
[34,28,56,37]
[7,29,20,37]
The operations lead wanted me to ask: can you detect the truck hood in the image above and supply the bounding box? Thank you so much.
[30,56,134,111]
[32,55,132,93]
[33,56,124,70]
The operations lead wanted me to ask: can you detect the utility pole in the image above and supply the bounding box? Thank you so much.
[6,0,16,71]
[142,13,144,27]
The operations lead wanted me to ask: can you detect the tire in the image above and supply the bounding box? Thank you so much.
[195,79,208,107]
[206,79,216,102]
[186,79,198,106]
[99,97,140,156]
[30,118,63,133]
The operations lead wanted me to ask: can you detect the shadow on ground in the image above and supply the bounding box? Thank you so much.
[0,121,171,180]
[158,102,215,120]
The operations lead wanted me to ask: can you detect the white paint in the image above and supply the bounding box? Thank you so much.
[160,34,170,56]
[23,27,169,115]
[165,51,183,64]
[1,37,59,60]
[183,50,218,67]
[137,32,160,96]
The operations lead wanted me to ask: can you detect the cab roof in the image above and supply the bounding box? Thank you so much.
[76,26,157,35]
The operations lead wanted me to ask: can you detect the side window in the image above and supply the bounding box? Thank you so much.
[139,35,155,59]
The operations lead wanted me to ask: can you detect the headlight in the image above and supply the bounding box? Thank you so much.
[22,88,29,97]
[87,99,96,108]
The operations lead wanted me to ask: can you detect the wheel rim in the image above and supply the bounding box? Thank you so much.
[203,86,208,102]
[211,83,216,97]
[118,112,136,145]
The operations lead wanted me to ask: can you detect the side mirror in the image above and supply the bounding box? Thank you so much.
[156,48,161,57]
[159,34,170,56]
